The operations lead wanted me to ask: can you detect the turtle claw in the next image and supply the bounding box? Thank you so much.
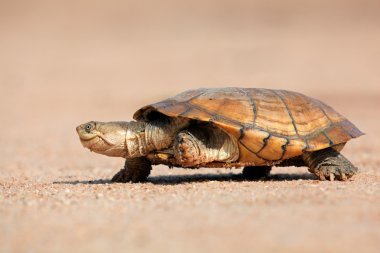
[329,173,335,181]
[340,172,348,181]
[319,172,326,181]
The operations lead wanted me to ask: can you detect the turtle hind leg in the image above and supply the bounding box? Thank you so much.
[242,166,271,180]
[302,147,358,181]
[111,157,152,183]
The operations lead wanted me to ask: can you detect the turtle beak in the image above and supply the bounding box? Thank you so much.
[76,123,88,134]
[76,124,87,137]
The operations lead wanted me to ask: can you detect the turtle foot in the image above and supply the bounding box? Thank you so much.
[111,168,131,183]
[303,147,358,181]
[311,165,358,181]
[242,166,272,180]
[111,157,152,183]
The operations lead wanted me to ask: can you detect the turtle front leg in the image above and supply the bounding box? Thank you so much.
[303,147,358,181]
[173,126,239,167]
[111,157,152,183]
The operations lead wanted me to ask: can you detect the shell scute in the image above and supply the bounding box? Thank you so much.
[239,128,270,154]
[281,139,306,160]
[324,124,353,145]
[275,90,331,136]
[190,97,253,126]
[248,89,297,136]
[257,135,288,161]
[305,131,332,151]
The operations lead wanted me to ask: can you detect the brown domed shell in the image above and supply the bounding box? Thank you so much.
[134,88,363,165]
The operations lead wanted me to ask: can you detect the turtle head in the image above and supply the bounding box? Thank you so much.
[76,121,128,157]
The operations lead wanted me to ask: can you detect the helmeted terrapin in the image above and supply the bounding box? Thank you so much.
[76,88,363,182]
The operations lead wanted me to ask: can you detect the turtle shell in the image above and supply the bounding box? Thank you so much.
[134,88,363,165]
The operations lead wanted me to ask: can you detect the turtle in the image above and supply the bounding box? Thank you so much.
[76,87,363,183]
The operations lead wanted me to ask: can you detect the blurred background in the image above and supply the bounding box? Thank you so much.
[0,0,379,252]
[1,0,380,129]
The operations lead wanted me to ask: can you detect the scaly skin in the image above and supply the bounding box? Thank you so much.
[76,118,189,158]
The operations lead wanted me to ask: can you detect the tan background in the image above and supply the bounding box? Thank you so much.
[0,0,379,252]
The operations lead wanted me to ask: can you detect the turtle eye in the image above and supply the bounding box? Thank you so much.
[84,123,93,133]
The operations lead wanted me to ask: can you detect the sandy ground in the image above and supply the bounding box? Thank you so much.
[0,1,380,252]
